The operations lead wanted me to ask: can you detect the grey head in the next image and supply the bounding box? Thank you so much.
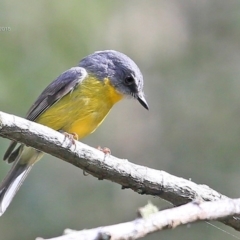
[79,50,149,110]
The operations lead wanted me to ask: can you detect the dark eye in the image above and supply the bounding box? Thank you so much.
[124,76,135,85]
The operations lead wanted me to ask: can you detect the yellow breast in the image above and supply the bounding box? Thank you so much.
[36,76,123,139]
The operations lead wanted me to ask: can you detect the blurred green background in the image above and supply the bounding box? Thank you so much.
[1,1,240,239]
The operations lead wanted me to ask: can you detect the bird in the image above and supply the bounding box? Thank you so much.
[0,50,149,216]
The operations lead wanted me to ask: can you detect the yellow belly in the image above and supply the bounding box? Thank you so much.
[36,77,123,139]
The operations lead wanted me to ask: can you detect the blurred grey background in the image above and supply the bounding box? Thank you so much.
[1,1,240,239]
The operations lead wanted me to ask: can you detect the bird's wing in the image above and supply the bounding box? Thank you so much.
[26,67,87,121]
[3,67,87,161]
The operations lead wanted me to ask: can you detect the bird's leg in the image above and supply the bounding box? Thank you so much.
[59,130,79,148]
[97,146,111,155]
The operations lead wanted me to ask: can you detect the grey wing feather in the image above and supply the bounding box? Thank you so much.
[3,67,87,162]
[3,142,18,161]
[26,67,87,121]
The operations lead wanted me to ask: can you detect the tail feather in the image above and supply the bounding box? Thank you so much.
[0,145,44,216]
[0,162,33,216]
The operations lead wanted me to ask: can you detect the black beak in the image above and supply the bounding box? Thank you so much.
[137,92,149,110]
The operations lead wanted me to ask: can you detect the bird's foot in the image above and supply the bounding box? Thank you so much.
[97,146,111,155]
[60,131,79,148]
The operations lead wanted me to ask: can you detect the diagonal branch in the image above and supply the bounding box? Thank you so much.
[0,111,239,231]
[38,199,240,240]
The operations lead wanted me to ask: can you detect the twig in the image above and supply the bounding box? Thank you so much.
[37,198,240,240]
